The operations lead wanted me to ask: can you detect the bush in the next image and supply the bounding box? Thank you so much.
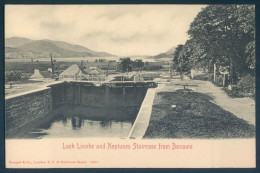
[143,65,163,71]
[237,74,255,96]
[212,75,224,86]
[192,73,211,81]
[224,74,255,98]
[5,71,22,83]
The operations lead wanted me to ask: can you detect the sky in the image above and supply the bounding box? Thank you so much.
[5,5,206,56]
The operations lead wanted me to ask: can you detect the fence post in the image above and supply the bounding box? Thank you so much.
[214,63,216,82]
[223,74,226,86]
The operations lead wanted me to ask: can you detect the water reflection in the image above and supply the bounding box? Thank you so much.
[38,116,133,139]
[71,117,83,130]
[7,105,138,139]
[62,116,68,125]
[99,121,112,128]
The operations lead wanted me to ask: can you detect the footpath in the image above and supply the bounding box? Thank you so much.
[129,75,255,139]
[157,77,255,126]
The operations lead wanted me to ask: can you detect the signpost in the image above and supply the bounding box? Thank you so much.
[50,53,55,79]
[219,71,229,87]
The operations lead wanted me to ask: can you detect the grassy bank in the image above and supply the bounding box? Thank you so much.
[144,90,255,138]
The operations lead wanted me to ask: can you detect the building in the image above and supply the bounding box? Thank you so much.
[30,69,44,80]
[30,68,53,81]
[82,67,105,81]
[59,64,83,81]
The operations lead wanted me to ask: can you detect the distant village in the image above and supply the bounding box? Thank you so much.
[5,57,171,88]
[32,62,108,82]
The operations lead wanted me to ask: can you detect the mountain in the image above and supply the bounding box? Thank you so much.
[148,46,176,60]
[5,37,33,47]
[18,40,98,57]
[166,46,176,54]
[5,37,114,58]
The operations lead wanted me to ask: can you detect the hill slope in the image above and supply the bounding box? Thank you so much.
[5,37,33,47]
[5,37,114,58]
[148,46,176,60]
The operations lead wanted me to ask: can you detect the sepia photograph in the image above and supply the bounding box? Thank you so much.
[4,4,256,168]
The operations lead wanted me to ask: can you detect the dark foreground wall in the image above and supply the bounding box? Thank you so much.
[5,88,52,133]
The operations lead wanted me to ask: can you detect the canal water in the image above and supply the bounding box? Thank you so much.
[6,82,155,139]
[8,105,139,139]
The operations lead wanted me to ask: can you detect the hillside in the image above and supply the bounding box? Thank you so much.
[5,37,32,47]
[166,46,176,54]
[148,46,176,60]
[5,37,114,58]
[18,40,97,57]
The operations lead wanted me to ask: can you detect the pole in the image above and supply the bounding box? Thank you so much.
[223,73,226,87]
[214,63,216,82]
[50,53,55,79]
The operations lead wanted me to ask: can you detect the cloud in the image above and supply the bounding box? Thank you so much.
[5,5,206,56]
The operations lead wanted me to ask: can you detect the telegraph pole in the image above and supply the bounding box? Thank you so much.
[50,53,55,79]
[106,61,110,77]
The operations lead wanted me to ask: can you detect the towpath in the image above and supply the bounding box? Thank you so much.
[156,76,255,125]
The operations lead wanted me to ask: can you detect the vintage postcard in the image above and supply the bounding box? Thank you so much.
[5,4,255,168]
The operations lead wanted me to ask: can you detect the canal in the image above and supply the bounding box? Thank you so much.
[6,81,157,139]
[7,105,139,139]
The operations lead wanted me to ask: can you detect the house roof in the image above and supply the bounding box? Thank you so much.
[83,67,102,74]
[30,69,44,78]
[60,64,81,76]
[89,69,100,75]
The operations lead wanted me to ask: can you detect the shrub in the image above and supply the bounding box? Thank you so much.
[212,75,224,86]
[224,74,255,98]
[192,73,211,81]
[237,74,255,96]
[143,65,163,71]
[5,71,22,83]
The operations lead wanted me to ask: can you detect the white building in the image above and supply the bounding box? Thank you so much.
[59,64,83,81]
[30,69,44,80]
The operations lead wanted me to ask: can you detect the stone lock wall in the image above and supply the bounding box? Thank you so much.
[5,88,52,133]
[5,81,154,134]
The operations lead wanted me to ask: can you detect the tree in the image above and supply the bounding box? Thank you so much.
[172,44,186,79]
[241,5,255,72]
[119,57,133,72]
[134,59,144,71]
[183,38,208,71]
[6,71,22,88]
[172,44,192,72]
[188,5,255,84]
[172,44,184,72]
[246,40,255,70]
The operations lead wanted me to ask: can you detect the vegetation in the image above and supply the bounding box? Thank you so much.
[133,59,144,71]
[172,5,255,87]
[5,71,22,83]
[225,74,255,97]
[119,57,160,72]
[144,91,255,138]
[119,57,133,72]
[118,57,164,72]
[143,65,163,71]
[5,71,22,87]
